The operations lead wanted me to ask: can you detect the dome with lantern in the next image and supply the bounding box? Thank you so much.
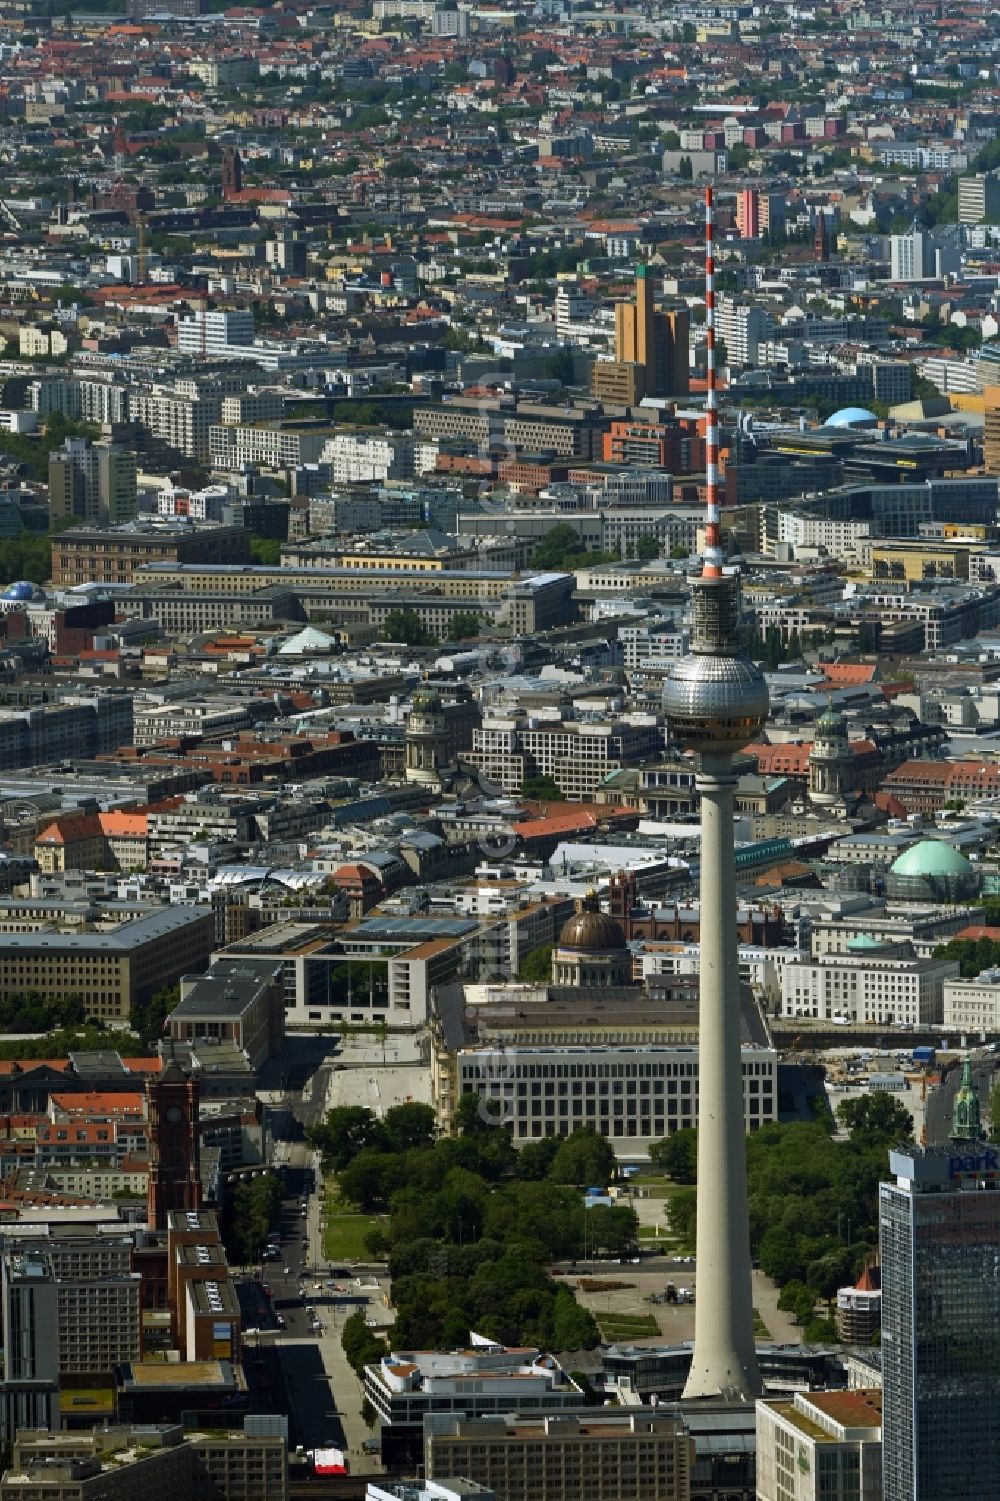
[551,891,631,988]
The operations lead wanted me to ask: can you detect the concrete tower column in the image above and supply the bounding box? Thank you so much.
[683,750,760,1400]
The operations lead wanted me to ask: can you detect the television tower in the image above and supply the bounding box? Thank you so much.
[662,186,768,1402]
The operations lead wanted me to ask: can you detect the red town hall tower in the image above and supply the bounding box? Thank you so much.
[146,1052,202,1230]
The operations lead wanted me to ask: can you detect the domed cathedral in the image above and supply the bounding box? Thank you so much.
[552,891,632,988]
[808,701,854,811]
[404,681,481,790]
[405,686,448,788]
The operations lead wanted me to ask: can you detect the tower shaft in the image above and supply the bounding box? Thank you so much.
[682,751,761,1400]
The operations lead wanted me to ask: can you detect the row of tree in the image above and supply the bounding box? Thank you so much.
[225,1172,285,1267]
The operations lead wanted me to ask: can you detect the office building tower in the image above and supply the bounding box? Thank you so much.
[591,265,689,403]
[661,187,768,1401]
[48,439,137,526]
[880,1139,1000,1500]
[958,172,1000,224]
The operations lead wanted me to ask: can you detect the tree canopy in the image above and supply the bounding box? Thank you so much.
[320,1102,632,1351]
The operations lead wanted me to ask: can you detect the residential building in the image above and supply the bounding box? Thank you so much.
[176,309,255,356]
[209,424,328,470]
[957,172,1000,224]
[715,299,771,367]
[890,230,927,281]
[48,439,137,526]
[755,1390,882,1501]
[466,715,663,799]
[880,1144,1000,1500]
[130,386,224,463]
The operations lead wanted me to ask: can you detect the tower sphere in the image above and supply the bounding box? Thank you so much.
[662,652,769,754]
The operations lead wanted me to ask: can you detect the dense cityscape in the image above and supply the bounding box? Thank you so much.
[0,0,998,1496]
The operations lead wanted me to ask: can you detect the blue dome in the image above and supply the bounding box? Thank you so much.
[824,406,878,429]
[3,581,34,600]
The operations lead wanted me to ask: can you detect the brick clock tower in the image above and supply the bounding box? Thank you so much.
[146,1053,201,1231]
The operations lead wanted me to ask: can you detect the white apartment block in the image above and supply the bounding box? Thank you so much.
[777,509,872,559]
[177,309,255,357]
[131,386,223,462]
[320,432,416,484]
[209,423,327,469]
[220,391,284,425]
[466,715,663,800]
[30,377,129,425]
[942,971,1000,1033]
[715,298,772,367]
[619,624,690,669]
[781,953,958,1026]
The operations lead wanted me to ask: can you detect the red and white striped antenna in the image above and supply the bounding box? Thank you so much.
[703,185,723,580]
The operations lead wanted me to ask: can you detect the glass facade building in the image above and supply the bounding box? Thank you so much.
[880,1146,1000,1500]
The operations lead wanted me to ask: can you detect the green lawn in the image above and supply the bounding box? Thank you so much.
[753,1309,771,1339]
[323,1210,383,1261]
[596,1312,661,1340]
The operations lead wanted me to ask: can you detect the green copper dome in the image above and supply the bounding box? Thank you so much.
[889,840,973,879]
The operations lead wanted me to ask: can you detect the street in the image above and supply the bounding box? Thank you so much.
[238,1141,390,1471]
[924,1051,996,1146]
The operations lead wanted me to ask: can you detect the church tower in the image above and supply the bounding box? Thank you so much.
[146,1051,201,1231]
[952,1058,982,1142]
[405,686,449,788]
[808,702,853,809]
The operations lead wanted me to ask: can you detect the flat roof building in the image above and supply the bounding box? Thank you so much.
[756,1389,882,1501]
[0,909,216,1024]
[424,1413,694,1501]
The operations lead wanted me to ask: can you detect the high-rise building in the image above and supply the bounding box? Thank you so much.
[984,385,1000,472]
[48,438,137,525]
[958,172,1000,224]
[890,229,927,281]
[736,189,760,239]
[661,187,768,1402]
[880,1138,1000,1500]
[591,265,689,402]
